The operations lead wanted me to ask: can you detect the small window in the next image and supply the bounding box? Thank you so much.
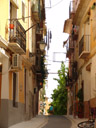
[22,1,25,22]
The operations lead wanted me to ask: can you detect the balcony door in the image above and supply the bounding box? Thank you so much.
[85,18,90,52]
[10,2,17,19]
[10,2,17,38]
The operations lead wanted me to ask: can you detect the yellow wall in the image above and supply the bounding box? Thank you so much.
[17,0,29,58]
[90,6,96,52]
[19,66,25,103]
[79,0,96,59]
[45,98,50,115]
[0,0,9,40]
[17,0,28,30]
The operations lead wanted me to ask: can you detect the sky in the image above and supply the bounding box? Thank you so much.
[45,0,71,101]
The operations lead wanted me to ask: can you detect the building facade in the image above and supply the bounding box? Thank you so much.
[0,0,46,127]
[64,0,96,118]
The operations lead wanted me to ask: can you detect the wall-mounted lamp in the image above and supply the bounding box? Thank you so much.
[38,40,46,51]
[29,40,46,57]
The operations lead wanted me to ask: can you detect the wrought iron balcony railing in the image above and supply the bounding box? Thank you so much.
[72,61,78,80]
[66,38,74,57]
[9,20,26,54]
[79,35,90,59]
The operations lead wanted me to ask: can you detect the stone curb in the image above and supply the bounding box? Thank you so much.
[64,116,77,128]
[65,115,88,128]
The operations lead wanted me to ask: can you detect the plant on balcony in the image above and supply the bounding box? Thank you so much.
[40,55,48,84]
[91,2,96,10]
[9,24,14,29]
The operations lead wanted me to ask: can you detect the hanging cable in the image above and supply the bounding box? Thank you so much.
[46,0,64,9]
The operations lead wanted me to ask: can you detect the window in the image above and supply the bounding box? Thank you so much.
[22,1,25,22]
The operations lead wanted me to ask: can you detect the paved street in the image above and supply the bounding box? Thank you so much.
[9,115,87,128]
[42,115,72,128]
[9,115,76,128]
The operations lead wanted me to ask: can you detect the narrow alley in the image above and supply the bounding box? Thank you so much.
[42,115,72,128]
[8,115,86,128]
[1,0,96,128]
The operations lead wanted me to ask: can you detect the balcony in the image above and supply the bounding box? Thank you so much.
[79,35,90,59]
[72,25,79,40]
[72,61,78,81]
[31,0,42,23]
[9,20,26,54]
[66,77,73,87]
[73,0,90,25]
[66,38,74,58]
[69,1,76,19]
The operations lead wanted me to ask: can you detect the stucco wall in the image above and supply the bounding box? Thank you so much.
[0,99,25,128]
[91,54,96,98]
[82,62,91,101]
[0,0,9,40]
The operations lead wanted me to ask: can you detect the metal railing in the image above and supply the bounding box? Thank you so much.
[66,38,74,57]
[69,40,74,50]
[79,35,90,56]
[9,20,26,52]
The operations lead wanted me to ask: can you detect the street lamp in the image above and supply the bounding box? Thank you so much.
[29,40,46,57]
[39,40,46,51]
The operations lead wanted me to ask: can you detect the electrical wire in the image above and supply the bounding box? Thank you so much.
[51,0,64,8]
[46,0,64,9]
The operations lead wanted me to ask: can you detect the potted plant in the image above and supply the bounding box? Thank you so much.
[9,24,14,29]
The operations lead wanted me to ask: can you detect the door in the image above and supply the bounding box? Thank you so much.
[13,72,17,107]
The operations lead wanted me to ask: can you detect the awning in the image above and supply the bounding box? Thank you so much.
[63,19,72,34]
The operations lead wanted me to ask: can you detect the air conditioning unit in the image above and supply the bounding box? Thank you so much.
[11,54,22,71]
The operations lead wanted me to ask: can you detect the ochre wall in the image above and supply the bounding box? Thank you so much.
[0,0,9,40]
[19,66,24,103]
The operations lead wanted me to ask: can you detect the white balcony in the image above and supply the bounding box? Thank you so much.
[79,35,90,59]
